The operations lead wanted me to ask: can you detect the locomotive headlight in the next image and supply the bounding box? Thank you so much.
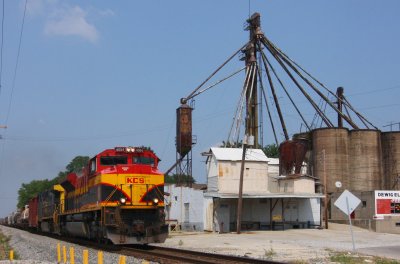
[120,197,126,204]
[153,198,159,205]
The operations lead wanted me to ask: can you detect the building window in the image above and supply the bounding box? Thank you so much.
[184,203,190,223]
[362,201,367,208]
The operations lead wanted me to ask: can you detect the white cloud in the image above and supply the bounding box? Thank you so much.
[44,6,99,43]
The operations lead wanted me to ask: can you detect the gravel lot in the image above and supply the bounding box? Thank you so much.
[161,223,400,263]
[0,226,150,264]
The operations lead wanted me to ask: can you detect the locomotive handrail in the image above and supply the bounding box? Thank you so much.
[155,185,164,201]
[101,185,119,226]
[104,185,119,204]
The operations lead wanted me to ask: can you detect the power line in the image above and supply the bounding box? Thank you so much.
[0,0,27,179]
[5,0,27,126]
[346,84,400,97]
[0,0,4,96]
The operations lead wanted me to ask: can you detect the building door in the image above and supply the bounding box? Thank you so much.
[184,203,190,223]
[218,204,230,233]
[284,200,299,222]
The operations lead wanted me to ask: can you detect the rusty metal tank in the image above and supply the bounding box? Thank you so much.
[349,130,383,191]
[312,128,350,193]
[279,139,309,175]
[381,131,400,189]
[176,104,193,156]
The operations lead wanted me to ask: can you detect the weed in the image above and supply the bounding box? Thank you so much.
[0,232,14,260]
[264,247,276,260]
[178,239,183,246]
[329,251,400,264]
[375,258,400,264]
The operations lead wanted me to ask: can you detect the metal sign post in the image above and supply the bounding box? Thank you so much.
[334,190,361,251]
[346,196,356,251]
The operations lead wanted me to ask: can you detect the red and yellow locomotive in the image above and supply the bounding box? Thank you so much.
[31,146,168,244]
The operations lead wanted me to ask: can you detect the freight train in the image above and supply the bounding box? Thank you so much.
[3,146,168,245]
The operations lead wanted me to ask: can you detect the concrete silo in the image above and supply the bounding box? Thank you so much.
[381,131,400,189]
[312,128,350,193]
[349,130,383,191]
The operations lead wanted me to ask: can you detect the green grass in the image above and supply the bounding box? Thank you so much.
[329,251,400,264]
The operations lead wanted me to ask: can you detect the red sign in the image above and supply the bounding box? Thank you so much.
[376,199,392,214]
[375,191,400,218]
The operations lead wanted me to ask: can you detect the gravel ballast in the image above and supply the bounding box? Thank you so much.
[3,223,400,263]
[0,225,150,264]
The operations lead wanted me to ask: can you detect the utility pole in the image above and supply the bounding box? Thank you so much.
[236,141,247,234]
[236,135,254,234]
[323,149,328,229]
[336,87,344,128]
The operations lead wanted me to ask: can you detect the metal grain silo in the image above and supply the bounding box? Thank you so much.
[349,130,383,191]
[176,104,193,156]
[381,132,400,190]
[279,139,309,175]
[312,128,350,193]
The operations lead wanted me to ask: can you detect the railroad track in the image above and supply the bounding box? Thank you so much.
[48,234,283,264]
[5,227,283,264]
[117,245,284,264]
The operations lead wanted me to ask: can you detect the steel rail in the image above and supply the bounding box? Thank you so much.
[121,245,285,264]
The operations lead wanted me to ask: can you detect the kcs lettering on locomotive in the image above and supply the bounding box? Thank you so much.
[126,177,145,184]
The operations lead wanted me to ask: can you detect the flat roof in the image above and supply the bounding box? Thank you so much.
[204,192,324,199]
[210,147,269,162]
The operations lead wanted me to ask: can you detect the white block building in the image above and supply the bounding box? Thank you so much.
[164,184,206,231]
[203,147,322,232]
[164,147,322,233]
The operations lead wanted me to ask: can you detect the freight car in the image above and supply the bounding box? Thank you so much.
[9,146,168,245]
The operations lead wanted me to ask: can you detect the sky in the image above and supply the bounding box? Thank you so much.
[0,0,399,216]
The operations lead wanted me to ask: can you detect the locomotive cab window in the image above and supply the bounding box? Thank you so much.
[133,156,155,166]
[90,158,97,173]
[100,156,128,166]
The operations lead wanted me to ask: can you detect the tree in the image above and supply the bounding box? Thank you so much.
[66,156,89,173]
[262,144,279,158]
[220,141,242,148]
[17,179,54,208]
[165,174,196,184]
[16,155,90,208]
